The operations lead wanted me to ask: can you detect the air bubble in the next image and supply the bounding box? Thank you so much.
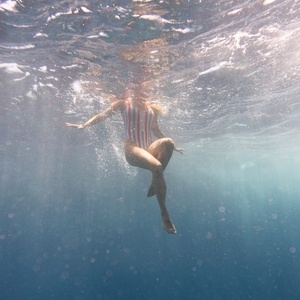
[206,232,212,239]
[219,206,225,213]
[197,259,203,266]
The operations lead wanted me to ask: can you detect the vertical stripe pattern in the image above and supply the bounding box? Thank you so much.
[122,101,154,149]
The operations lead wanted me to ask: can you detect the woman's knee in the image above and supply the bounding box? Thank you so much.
[162,138,175,150]
[152,162,163,175]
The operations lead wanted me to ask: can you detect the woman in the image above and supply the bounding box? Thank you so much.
[66,87,183,234]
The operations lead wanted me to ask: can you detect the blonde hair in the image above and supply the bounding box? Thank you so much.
[150,103,166,115]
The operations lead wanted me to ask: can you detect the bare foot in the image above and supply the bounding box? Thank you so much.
[147,185,155,197]
[162,213,177,234]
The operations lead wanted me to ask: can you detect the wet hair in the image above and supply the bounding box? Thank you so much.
[150,103,166,115]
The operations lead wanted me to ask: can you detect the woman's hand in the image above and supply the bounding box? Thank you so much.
[174,147,184,154]
[65,122,85,129]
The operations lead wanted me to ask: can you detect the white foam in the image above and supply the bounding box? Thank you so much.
[13,71,30,81]
[0,0,17,12]
[0,63,23,74]
[228,8,242,16]
[34,33,49,38]
[198,61,229,76]
[263,0,277,5]
[80,6,92,13]
[0,44,35,50]
[38,66,47,73]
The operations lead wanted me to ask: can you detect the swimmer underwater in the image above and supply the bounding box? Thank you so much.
[65,85,184,234]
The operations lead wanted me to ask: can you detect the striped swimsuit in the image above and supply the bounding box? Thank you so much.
[122,101,154,149]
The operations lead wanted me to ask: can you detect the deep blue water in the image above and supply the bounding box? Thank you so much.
[1,0,300,299]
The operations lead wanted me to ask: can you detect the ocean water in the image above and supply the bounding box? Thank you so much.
[1,0,300,299]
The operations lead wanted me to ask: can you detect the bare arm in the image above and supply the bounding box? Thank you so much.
[66,100,125,129]
[151,109,184,154]
[151,113,166,139]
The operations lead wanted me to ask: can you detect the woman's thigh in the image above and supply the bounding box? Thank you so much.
[124,140,161,171]
[147,138,174,158]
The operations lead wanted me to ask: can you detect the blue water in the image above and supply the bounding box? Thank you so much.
[1,0,300,299]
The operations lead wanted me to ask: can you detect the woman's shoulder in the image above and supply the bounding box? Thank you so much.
[111,100,126,111]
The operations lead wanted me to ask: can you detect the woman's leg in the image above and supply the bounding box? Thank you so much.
[146,138,175,197]
[124,140,176,234]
